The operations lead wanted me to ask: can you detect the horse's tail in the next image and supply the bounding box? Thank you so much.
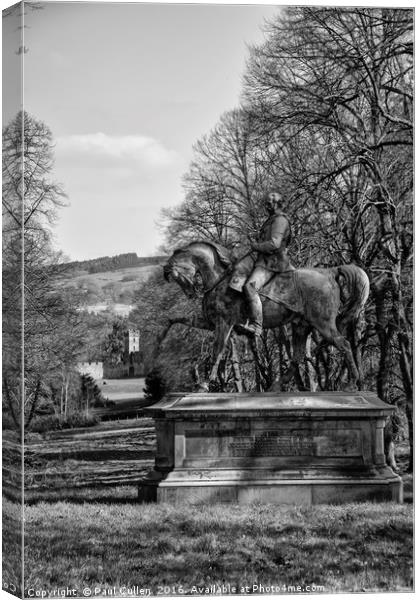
[332,264,370,327]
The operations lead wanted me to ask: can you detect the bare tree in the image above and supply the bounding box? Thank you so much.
[244,6,413,466]
[2,111,85,430]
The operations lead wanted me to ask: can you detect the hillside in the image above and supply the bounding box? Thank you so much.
[64,252,166,274]
[56,254,167,315]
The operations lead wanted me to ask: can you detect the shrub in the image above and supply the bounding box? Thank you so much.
[2,412,19,431]
[143,367,168,403]
[29,412,99,433]
[63,412,99,429]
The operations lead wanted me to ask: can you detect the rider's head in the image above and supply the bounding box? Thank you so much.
[263,190,282,215]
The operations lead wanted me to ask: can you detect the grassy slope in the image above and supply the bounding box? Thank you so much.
[54,263,160,315]
[76,264,159,286]
[57,264,159,292]
[22,501,412,593]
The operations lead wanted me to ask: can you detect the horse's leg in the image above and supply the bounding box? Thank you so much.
[249,334,272,391]
[276,325,295,387]
[384,417,399,472]
[249,335,264,392]
[217,356,228,390]
[156,314,211,362]
[230,333,243,393]
[291,322,311,391]
[334,335,359,391]
[266,328,283,392]
[315,320,360,391]
[305,334,318,391]
[208,320,234,387]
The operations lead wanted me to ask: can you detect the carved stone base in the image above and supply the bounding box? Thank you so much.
[138,392,403,505]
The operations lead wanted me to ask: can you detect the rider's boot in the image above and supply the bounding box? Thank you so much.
[241,320,262,337]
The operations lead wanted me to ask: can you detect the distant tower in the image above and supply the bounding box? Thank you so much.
[103,328,144,379]
[124,328,140,355]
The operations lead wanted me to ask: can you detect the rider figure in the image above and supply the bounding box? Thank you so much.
[230,190,293,337]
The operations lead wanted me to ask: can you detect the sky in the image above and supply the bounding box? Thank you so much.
[2,0,281,260]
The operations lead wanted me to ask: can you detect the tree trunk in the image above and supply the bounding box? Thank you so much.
[399,329,413,471]
[3,377,21,431]
[373,279,397,404]
[64,375,69,417]
[60,374,64,416]
[25,378,41,429]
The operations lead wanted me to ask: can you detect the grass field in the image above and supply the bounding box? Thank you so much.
[100,378,146,400]
[58,264,159,296]
[21,500,412,594]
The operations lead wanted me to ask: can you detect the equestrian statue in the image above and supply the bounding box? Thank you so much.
[163,190,370,392]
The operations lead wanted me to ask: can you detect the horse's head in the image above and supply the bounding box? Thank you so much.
[164,241,232,298]
[163,248,201,299]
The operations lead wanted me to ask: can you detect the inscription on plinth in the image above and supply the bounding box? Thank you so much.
[185,428,362,460]
[229,432,314,457]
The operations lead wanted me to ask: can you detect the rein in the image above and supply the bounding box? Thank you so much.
[202,249,253,296]
[202,269,232,296]
[199,247,295,296]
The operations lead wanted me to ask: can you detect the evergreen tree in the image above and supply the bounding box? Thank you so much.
[143,367,169,403]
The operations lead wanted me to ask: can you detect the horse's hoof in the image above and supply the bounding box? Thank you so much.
[343,383,358,392]
[208,381,221,393]
[267,380,282,392]
[235,323,261,338]
[196,383,209,392]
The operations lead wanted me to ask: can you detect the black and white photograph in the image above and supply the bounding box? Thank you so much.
[2,0,414,596]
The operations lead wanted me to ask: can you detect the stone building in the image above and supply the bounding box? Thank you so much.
[77,361,104,380]
[103,328,144,378]
[78,329,144,380]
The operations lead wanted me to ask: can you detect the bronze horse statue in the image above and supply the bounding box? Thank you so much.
[163,240,370,392]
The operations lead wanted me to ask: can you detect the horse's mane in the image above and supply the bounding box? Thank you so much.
[174,240,232,267]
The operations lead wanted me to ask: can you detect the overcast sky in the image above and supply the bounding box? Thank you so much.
[2,0,281,260]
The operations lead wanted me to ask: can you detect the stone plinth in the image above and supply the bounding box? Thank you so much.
[138,392,403,505]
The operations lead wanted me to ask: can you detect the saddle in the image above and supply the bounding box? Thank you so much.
[259,271,305,314]
[229,255,304,314]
